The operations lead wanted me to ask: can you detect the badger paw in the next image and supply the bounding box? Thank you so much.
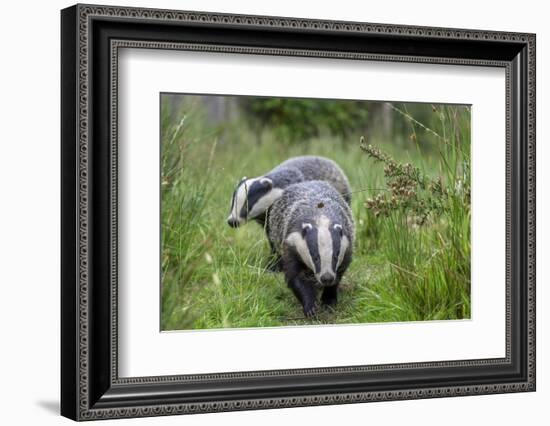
[303,303,318,318]
[321,297,337,310]
[321,287,338,308]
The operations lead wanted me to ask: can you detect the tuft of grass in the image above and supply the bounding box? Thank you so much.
[160,97,471,330]
[358,104,471,321]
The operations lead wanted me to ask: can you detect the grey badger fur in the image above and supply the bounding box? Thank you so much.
[226,156,351,229]
[268,180,355,317]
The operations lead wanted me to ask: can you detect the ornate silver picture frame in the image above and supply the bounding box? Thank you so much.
[61,4,535,421]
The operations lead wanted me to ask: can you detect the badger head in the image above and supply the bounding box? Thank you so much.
[227,176,283,227]
[285,215,349,287]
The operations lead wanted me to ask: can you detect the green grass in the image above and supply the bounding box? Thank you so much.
[160,97,471,330]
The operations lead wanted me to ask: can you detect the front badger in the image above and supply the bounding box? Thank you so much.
[268,181,354,317]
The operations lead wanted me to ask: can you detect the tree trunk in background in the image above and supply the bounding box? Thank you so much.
[162,94,183,124]
[365,102,394,142]
[202,95,239,126]
[380,102,393,139]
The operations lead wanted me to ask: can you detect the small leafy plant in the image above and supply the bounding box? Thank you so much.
[360,137,454,226]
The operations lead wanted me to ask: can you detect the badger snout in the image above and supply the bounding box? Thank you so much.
[319,272,336,286]
[227,216,242,228]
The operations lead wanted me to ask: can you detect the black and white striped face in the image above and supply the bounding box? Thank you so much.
[285,215,349,287]
[227,176,283,227]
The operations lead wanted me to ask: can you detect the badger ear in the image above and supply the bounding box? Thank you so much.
[334,224,343,236]
[241,176,247,181]
[302,222,313,236]
[260,177,273,189]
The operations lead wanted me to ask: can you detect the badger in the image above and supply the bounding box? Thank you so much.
[267,180,355,317]
[226,156,351,229]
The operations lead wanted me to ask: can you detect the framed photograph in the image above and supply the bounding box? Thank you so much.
[61,4,536,421]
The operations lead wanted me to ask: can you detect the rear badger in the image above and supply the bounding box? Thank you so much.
[268,180,355,317]
[227,156,351,229]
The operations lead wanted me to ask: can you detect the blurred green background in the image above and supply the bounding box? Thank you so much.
[160,94,471,330]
